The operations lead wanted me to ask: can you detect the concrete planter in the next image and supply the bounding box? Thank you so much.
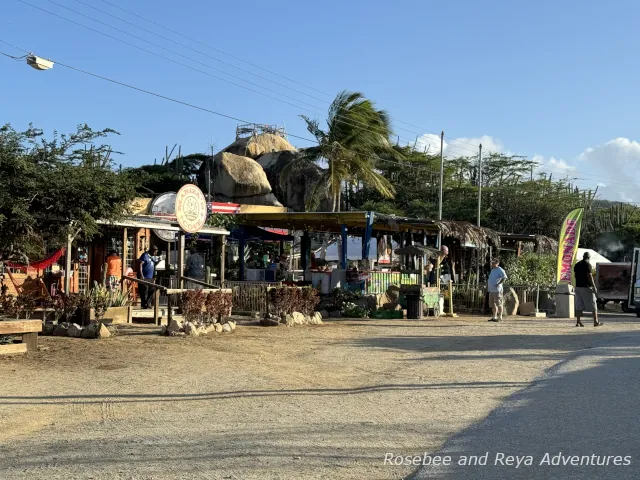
[83,306,132,325]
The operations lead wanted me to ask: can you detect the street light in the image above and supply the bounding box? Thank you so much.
[1,49,54,70]
[26,54,54,71]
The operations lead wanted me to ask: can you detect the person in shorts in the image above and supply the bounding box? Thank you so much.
[573,251,602,327]
[488,258,507,322]
[105,251,122,290]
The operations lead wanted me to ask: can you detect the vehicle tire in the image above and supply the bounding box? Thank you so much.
[621,301,632,313]
[597,300,606,311]
[636,310,640,318]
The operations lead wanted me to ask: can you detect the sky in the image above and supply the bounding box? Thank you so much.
[2,0,639,202]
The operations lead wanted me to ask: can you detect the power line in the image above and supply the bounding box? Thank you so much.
[97,0,333,99]
[18,0,325,112]
[2,45,634,200]
[17,0,422,147]
[70,0,328,104]
[88,0,499,154]
[0,39,318,144]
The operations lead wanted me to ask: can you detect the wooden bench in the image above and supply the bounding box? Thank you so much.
[0,320,42,355]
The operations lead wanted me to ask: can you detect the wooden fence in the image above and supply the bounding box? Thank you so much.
[222,281,282,313]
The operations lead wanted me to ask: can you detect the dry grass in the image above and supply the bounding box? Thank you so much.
[1,313,638,479]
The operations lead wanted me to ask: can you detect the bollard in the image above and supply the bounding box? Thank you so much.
[535,285,540,314]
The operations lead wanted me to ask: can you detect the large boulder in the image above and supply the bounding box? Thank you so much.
[257,150,330,212]
[211,152,273,199]
[503,287,520,316]
[224,134,296,160]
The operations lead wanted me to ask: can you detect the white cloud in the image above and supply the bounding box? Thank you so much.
[414,134,503,158]
[548,157,576,171]
[575,138,640,202]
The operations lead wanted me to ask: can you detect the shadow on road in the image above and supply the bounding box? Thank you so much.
[407,330,640,479]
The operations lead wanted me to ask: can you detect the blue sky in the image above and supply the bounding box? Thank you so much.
[2,0,639,201]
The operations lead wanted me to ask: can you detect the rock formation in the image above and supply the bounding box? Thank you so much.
[199,132,329,211]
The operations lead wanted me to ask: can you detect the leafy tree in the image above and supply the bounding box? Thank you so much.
[0,123,138,262]
[126,153,206,195]
[501,252,557,288]
[351,148,589,239]
[283,91,399,211]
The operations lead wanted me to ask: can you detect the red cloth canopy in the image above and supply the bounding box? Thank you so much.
[6,248,66,272]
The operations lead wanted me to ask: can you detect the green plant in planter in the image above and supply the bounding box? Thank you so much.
[62,294,81,323]
[92,290,109,323]
[1,294,17,319]
[331,287,362,311]
[16,294,36,319]
[205,290,233,324]
[342,302,369,318]
[181,290,206,324]
[301,287,320,315]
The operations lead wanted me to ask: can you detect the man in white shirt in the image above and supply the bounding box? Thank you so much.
[488,258,508,322]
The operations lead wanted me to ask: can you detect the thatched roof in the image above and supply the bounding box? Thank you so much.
[534,235,558,254]
[436,220,501,248]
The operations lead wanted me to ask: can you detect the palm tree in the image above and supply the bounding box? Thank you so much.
[282,91,400,211]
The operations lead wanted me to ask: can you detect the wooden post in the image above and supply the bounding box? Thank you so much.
[167,293,173,325]
[65,233,72,293]
[153,288,161,326]
[443,279,457,317]
[102,263,108,287]
[122,227,128,278]
[22,332,38,351]
[220,236,226,286]
[178,232,185,289]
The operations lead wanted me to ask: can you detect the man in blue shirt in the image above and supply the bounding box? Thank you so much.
[138,245,159,309]
[487,258,508,322]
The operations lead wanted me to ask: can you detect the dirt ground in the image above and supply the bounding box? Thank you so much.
[1,312,639,480]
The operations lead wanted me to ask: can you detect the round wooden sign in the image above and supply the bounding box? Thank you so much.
[175,184,207,233]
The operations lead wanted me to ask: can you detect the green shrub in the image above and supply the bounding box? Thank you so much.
[501,253,556,288]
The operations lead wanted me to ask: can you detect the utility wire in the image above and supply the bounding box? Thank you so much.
[18,0,325,112]
[19,0,421,147]
[70,0,328,104]
[97,0,333,99]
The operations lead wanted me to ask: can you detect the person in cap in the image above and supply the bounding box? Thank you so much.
[573,251,602,327]
[487,258,507,322]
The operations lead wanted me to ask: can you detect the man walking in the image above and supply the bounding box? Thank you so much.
[573,251,603,327]
[488,258,507,322]
[138,245,159,309]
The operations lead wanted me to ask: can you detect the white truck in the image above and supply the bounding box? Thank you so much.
[595,262,634,312]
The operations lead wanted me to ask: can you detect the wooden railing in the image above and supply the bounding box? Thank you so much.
[220,280,283,313]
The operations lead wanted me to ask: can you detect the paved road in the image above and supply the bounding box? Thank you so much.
[410,324,640,479]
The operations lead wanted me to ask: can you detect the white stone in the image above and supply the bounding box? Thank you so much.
[229,321,237,331]
[292,312,305,325]
[184,322,199,336]
[214,323,223,333]
[312,312,323,325]
[167,319,183,333]
[222,323,232,333]
[98,323,111,339]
